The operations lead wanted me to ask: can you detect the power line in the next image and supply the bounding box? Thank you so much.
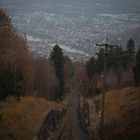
[96,38,118,140]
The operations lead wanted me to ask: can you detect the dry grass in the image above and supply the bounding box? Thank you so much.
[89,87,140,140]
[0,97,63,140]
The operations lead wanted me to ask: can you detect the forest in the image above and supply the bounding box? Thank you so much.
[1,9,140,102]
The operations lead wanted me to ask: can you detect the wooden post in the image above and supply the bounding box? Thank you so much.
[96,39,118,140]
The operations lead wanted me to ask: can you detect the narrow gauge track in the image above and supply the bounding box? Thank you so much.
[50,93,74,140]
[56,96,74,140]
[57,116,73,140]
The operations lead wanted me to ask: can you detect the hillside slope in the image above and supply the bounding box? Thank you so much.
[0,97,63,140]
[89,87,140,140]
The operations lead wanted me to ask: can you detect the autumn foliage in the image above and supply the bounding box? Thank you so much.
[0,9,34,102]
[34,57,59,100]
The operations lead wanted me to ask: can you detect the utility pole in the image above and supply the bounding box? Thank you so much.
[96,38,118,140]
[79,80,89,132]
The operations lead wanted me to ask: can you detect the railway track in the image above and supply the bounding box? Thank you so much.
[50,93,75,140]
[49,88,92,140]
[57,115,73,140]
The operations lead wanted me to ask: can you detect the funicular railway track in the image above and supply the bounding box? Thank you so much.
[52,91,92,140]
[50,93,75,140]
[57,115,73,140]
[42,86,92,140]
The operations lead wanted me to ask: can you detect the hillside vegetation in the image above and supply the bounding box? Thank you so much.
[0,97,63,140]
[89,87,140,140]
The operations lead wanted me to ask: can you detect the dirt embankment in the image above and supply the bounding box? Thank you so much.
[0,97,63,140]
[88,87,140,140]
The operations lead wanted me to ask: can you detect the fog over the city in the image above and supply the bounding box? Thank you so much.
[1,0,140,60]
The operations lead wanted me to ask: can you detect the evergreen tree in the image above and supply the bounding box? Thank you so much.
[51,45,64,99]
[96,48,105,74]
[107,46,129,70]
[133,48,140,85]
[86,57,96,80]
[107,46,130,87]
[127,39,135,57]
